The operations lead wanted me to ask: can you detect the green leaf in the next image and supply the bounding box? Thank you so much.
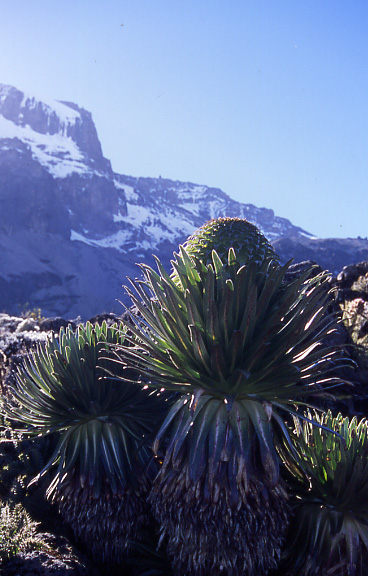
[189,398,221,482]
[208,403,229,483]
[246,401,279,485]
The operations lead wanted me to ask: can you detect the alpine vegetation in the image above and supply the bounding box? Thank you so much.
[281,410,368,576]
[5,321,167,564]
[0,502,42,567]
[114,221,347,575]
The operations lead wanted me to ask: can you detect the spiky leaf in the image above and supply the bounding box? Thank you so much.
[280,411,368,576]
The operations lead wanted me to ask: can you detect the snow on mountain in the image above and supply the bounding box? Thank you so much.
[0,84,81,128]
[0,82,314,247]
[71,200,196,256]
[1,82,337,319]
[106,175,314,253]
[19,91,81,130]
[0,114,88,178]
[67,171,315,258]
[0,83,110,177]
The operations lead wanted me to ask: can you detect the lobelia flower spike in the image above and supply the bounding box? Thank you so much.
[5,321,167,565]
[180,216,279,266]
[114,240,350,576]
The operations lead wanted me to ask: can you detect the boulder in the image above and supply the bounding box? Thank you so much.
[2,533,101,576]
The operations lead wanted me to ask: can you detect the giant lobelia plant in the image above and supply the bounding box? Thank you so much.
[114,239,348,576]
[5,321,168,564]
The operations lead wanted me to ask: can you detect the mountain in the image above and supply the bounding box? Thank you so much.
[273,236,368,275]
[1,83,367,319]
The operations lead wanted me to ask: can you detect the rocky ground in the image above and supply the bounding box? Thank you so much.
[0,261,368,574]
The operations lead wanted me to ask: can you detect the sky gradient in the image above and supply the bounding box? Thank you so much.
[0,1,367,239]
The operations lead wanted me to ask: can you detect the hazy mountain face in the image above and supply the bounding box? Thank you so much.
[0,83,367,319]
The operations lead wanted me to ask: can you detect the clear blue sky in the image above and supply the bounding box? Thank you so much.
[0,1,367,238]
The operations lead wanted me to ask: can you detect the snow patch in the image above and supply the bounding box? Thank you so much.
[0,84,81,135]
[113,180,137,201]
[71,199,196,253]
[0,115,90,178]
[20,90,81,126]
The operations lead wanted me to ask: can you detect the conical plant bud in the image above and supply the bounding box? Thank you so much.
[178,216,278,267]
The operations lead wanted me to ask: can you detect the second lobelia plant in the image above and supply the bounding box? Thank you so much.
[5,321,168,565]
[114,218,348,576]
[279,410,368,576]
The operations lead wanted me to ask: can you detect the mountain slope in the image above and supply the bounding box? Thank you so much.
[0,83,367,319]
[0,83,312,247]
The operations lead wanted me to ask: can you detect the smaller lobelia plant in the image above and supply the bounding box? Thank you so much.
[4,321,168,565]
[279,410,368,576]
